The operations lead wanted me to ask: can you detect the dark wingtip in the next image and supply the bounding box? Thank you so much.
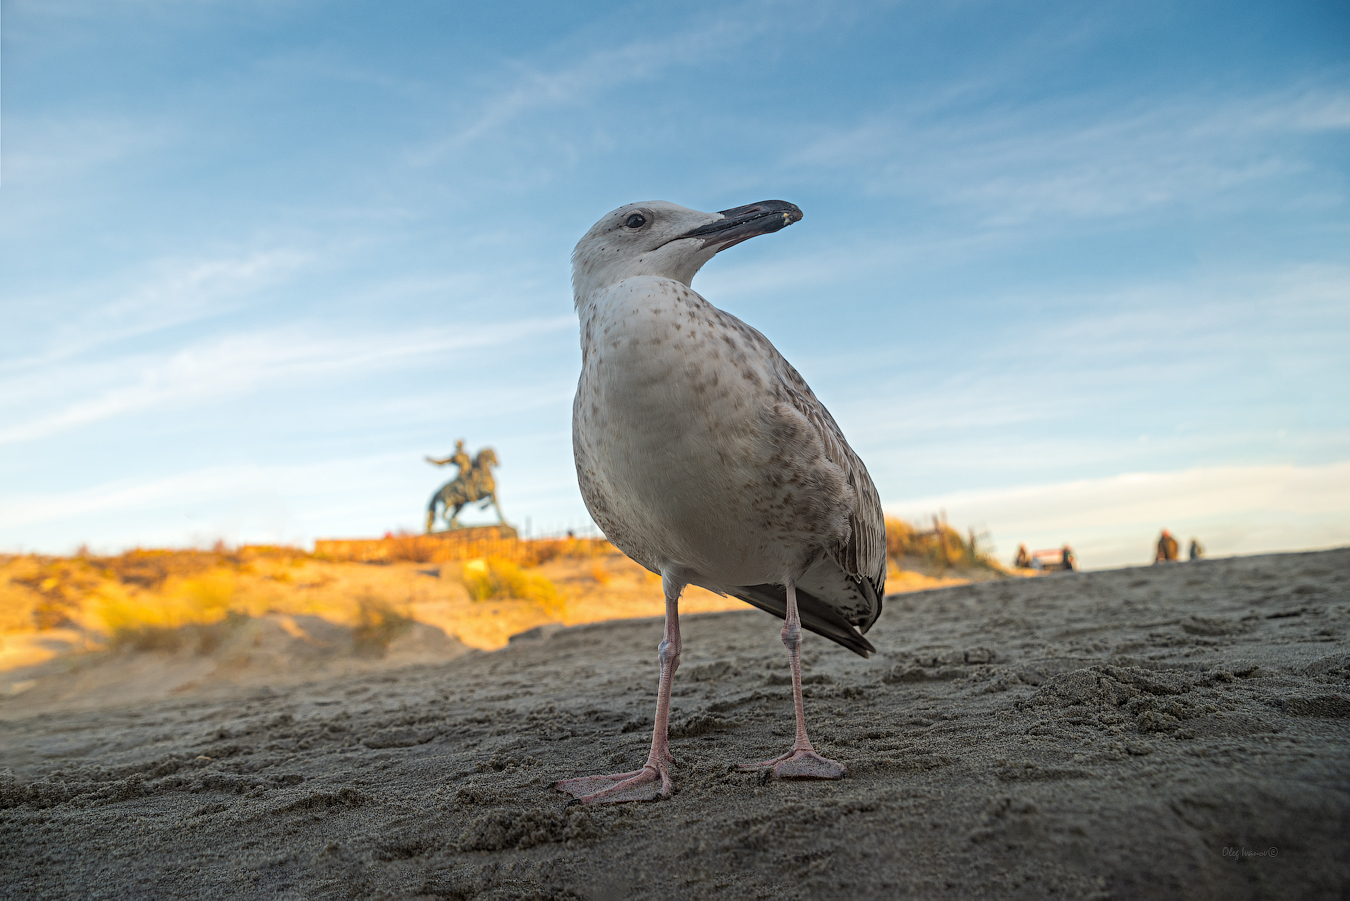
[730,583,876,658]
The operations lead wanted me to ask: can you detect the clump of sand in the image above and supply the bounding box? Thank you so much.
[1,548,1346,899]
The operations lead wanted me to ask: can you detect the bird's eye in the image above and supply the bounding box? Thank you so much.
[625,213,647,229]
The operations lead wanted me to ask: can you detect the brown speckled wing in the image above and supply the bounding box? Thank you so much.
[735,320,887,631]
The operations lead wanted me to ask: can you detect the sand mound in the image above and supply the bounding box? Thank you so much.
[1,614,473,712]
[1,548,1347,899]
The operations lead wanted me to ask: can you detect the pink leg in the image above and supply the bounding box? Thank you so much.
[737,579,846,780]
[554,572,683,804]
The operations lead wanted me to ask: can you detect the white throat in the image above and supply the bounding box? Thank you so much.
[570,201,726,312]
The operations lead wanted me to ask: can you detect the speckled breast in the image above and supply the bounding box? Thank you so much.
[572,277,840,587]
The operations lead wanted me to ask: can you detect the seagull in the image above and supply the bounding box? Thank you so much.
[556,200,886,805]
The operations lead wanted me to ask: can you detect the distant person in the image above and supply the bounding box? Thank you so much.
[1014,544,1031,569]
[1155,529,1179,563]
[1189,539,1204,561]
[1061,544,1077,571]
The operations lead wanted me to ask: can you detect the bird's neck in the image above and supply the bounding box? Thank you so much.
[571,247,711,312]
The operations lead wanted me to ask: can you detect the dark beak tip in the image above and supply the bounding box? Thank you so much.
[681,199,803,246]
[759,200,802,230]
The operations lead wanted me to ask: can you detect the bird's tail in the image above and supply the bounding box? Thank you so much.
[729,584,876,658]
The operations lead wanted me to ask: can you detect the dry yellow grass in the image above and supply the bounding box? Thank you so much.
[884,515,1005,575]
[1,518,1011,675]
[459,557,566,619]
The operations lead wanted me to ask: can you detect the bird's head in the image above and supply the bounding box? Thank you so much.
[571,200,802,306]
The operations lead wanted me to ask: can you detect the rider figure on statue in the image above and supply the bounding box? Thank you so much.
[427,441,472,480]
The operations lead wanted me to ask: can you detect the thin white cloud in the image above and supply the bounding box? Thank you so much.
[792,260,1350,421]
[810,261,1350,498]
[408,0,822,163]
[0,466,286,531]
[0,446,587,552]
[784,82,1350,225]
[0,452,422,530]
[1,113,175,186]
[1,249,317,371]
[969,262,1350,372]
[697,227,1017,302]
[0,317,574,445]
[0,454,426,554]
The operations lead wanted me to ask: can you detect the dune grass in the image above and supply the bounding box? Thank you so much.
[352,595,414,656]
[885,515,1001,574]
[1,518,1004,659]
[459,557,566,619]
[3,547,317,650]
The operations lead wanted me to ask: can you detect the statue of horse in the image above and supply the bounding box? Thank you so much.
[426,447,507,532]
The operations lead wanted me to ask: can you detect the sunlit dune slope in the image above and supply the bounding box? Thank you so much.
[0,520,1009,711]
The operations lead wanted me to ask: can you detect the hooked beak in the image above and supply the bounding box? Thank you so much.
[678,200,803,252]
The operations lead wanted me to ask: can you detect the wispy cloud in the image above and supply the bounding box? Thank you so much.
[1,113,175,187]
[0,317,573,445]
[408,0,822,163]
[784,258,1350,397]
[0,442,588,551]
[816,262,1350,494]
[697,228,1016,302]
[0,464,305,530]
[0,453,416,548]
[971,262,1350,369]
[1,249,317,369]
[785,82,1350,225]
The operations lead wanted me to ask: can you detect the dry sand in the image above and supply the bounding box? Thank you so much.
[1,548,1348,900]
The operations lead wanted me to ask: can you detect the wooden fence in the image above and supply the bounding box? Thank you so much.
[314,526,523,564]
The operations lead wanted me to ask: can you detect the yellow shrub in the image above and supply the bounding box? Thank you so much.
[460,557,566,618]
[885,515,995,572]
[93,568,241,650]
[176,569,237,615]
[94,582,162,634]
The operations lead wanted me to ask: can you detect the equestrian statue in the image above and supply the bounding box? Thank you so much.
[425,440,509,532]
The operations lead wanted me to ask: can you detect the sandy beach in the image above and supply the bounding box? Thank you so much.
[2,547,1348,900]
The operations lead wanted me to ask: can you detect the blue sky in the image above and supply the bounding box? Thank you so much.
[2,0,1347,567]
